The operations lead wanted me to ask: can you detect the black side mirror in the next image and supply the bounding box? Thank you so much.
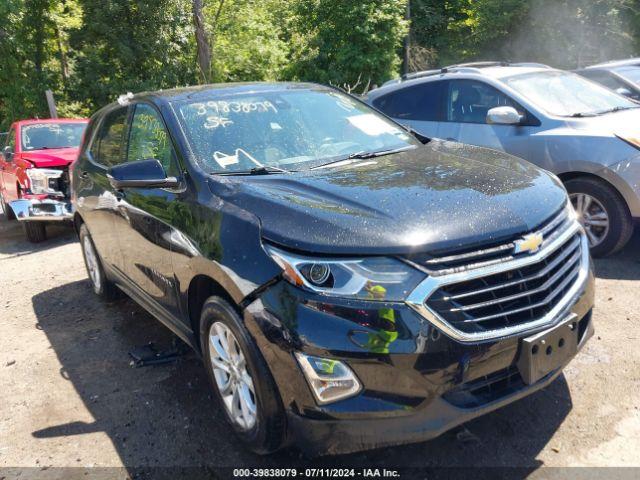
[3,145,14,162]
[107,159,179,189]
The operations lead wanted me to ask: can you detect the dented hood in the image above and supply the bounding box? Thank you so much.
[20,147,80,168]
[211,140,567,255]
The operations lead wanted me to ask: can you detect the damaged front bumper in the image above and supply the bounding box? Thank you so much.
[243,264,595,456]
[9,198,73,222]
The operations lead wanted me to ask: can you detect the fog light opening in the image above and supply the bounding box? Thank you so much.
[294,352,362,405]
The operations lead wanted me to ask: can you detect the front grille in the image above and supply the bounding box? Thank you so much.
[406,205,588,340]
[427,232,582,334]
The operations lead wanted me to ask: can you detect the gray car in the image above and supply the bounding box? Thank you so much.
[366,62,640,256]
[576,58,640,102]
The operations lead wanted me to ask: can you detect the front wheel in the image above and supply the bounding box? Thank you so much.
[79,223,120,300]
[565,177,633,257]
[23,221,47,243]
[0,193,15,221]
[200,296,285,454]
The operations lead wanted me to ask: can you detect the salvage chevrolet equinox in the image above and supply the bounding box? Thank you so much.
[71,83,594,455]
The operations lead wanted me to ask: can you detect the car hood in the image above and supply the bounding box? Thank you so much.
[569,108,640,135]
[210,140,567,255]
[20,147,79,167]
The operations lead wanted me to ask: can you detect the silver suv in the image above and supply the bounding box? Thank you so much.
[366,62,640,256]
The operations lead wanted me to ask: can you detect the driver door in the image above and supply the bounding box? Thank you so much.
[117,102,183,318]
[438,79,530,154]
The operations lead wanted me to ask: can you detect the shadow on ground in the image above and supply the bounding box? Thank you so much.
[594,230,640,281]
[31,278,573,473]
[0,215,76,256]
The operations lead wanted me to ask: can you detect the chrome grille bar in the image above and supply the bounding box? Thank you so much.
[443,235,580,301]
[420,205,571,276]
[462,262,582,323]
[405,215,589,343]
[448,247,581,312]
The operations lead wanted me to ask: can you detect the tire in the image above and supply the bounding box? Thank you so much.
[565,177,634,257]
[200,296,285,454]
[23,221,47,243]
[79,223,121,300]
[0,193,15,221]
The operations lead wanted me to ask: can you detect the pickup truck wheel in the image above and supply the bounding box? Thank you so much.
[566,177,634,257]
[200,296,285,454]
[23,221,47,243]
[79,224,120,300]
[0,193,15,220]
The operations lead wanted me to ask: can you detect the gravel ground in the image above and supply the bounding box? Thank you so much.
[0,215,639,477]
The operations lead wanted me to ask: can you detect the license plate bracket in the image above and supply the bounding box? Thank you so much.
[516,314,579,385]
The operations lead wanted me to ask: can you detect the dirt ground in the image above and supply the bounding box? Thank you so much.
[0,214,639,477]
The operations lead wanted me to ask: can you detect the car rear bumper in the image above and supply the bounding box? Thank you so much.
[9,198,73,222]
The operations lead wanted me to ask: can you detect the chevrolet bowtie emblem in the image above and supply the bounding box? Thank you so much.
[514,232,543,254]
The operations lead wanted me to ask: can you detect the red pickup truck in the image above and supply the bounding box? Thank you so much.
[0,118,88,242]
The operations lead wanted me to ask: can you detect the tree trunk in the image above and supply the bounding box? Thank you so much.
[192,0,211,83]
[55,26,69,85]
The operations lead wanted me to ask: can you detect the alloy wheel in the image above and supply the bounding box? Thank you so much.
[208,321,257,431]
[570,192,610,248]
[83,236,102,291]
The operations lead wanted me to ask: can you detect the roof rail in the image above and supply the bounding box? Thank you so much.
[442,61,510,70]
[400,68,442,81]
[510,62,552,69]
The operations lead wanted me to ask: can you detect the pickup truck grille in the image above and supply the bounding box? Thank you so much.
[406,205,589,342]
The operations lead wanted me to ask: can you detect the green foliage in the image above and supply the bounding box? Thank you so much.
[286,0,408,89]
[2,0,640,131]
[206,0,288,82]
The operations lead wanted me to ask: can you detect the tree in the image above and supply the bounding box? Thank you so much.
[286,0,408,91]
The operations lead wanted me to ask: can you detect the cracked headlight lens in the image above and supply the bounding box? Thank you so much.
[26,168,63,194]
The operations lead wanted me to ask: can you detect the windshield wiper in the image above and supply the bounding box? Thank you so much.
[569,112,597,118]
[593,105,639,115]
[311,146,414,170]
[213,165,290,176]
[570,105,639,117]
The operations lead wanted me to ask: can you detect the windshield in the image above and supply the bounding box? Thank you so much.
[173,87,418,173]
[21,122,86,151]
[615,66,640,84]
[504,70,638,117]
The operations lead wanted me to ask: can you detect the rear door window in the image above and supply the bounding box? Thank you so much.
[373,81,443,121]
[92,107,128,167]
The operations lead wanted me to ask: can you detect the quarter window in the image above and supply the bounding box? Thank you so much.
[127,104,177,176]
[373,81,443,121]
[92,107,128,167]
[445,80,523,124]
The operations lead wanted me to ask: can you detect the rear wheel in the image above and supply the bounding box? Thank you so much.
[23,221,47,243]
[565,177,633,257]
[200,296,285,454]
[79,223,120,300]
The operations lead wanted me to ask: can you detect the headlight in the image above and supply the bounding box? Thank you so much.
[264,244,425,301]
[615,133,640,150]
[26,168,64,195]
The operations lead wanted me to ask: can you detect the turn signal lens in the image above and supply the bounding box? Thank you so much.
[295,353,362,405]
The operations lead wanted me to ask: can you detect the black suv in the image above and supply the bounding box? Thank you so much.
[72,83,594,455]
